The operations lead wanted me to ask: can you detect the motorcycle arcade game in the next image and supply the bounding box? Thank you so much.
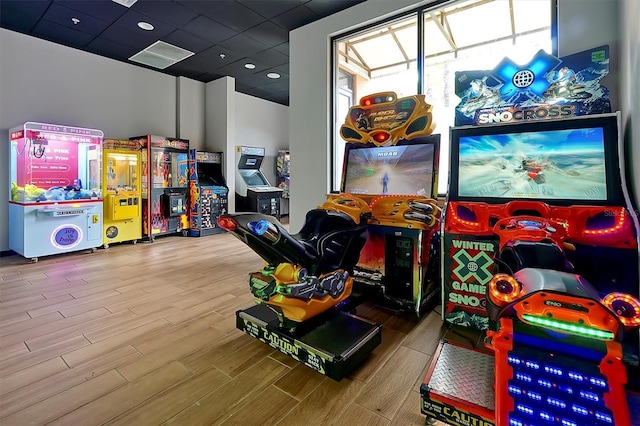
[235,145,282,220]
[187,150,228,237]
[217,92,441,380]
[420,113,640,426]
[130,135,189,241]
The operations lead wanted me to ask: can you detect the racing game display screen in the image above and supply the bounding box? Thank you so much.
[342,141,437,197]
[458,127,608,200]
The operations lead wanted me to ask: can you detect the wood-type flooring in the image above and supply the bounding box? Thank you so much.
[0,228,483,425]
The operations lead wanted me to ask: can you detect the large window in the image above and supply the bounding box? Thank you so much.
[333,0,554,194]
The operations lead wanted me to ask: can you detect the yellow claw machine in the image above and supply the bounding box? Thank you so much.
[102,139,142,248]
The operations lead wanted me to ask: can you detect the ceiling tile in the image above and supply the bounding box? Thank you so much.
[179,0,263,32]
[305,0,362,16]
[0,2,49,33]
[42,3,111,36]
[182,15,236,44]
[219,33,268,56]
[162,30,212,54]
[85,36,139,61]
[130,0,198,27]
[100,24,160,50]
[243,21,288,48]
[57,0,127,22]
[238,0,299,19]
[271,5,318,31]
[112,9,176,39]
[273,42,289,56]
[33,19,95,48]
[249,48,288,68]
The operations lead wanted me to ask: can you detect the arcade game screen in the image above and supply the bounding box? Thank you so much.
[458,127,607,200]
[342,142,437,197]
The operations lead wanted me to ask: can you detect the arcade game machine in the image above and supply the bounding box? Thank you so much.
[216,92,441,380]
[9,122,103,262]
[420,47,640,425]
[339,92,442,316]
[275,149,290,216]
[235,145,282,219]
[130,135,189,241]
[187,149,228,237]
[102,139,142,247]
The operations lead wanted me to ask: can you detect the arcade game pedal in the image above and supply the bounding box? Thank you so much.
[218,195,382,380]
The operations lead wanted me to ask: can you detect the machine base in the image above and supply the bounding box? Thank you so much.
[420,341,640,426]
[236,304,381,381]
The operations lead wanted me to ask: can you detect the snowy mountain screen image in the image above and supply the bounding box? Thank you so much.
[458,127,607,200]
[343,144,435,197]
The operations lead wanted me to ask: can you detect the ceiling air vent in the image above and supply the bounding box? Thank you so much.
[129,41,194,70]
[111,0,138,7]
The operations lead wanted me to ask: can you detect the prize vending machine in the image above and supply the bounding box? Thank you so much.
[130,135,189,241]
[102,139,142,247]
[8,122,103,262]
[187,150,228,237]
[275,150,290,216]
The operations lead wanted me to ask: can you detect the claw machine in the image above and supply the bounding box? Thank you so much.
[102,139,142,247]
[275,149,290,216]
[9,122,103,262]
[130,135,189,241]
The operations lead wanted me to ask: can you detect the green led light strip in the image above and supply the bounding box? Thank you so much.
[522,314,615,340]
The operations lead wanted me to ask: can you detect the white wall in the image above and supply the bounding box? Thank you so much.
[235,92,289,189]
[205,77,236,212]
[178,77,205,150]
[620,0,640,208]
[0,28,190,252]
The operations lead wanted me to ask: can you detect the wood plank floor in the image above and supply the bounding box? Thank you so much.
[0,229,482,425]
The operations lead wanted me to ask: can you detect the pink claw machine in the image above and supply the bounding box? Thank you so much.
[9,122,104,262]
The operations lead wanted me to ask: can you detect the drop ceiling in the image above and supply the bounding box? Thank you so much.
[0,0,367,106]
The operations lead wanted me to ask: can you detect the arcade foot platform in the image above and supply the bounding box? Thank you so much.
[237,304,382,380]
[421,341,640,426]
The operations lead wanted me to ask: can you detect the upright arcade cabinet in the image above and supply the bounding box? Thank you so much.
[235,145,282,219]
[130,135,189,241]
[102,139,142,247]
[9,122,104,261]
[188,150,228,237]
[339,92,442,316]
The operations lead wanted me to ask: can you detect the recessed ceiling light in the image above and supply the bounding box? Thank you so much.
[267,72,280,79]
[137,21,154,31]
[245,63,256,69]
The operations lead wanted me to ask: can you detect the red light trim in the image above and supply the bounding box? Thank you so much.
[217,216,237,231]
[363,99,372,106]
[602,292,640,327]
[584,209,626,235]
[450,207,479,227]
[489,274,521,305]
[373,132,390,143]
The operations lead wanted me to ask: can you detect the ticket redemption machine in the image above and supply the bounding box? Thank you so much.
[102,139,142,247]
[9,122,103,262]
[188,150,228,236]
[130,135,189,241]
[339,92,442,316]
[420,113,640,426]
[235,145,282,219]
